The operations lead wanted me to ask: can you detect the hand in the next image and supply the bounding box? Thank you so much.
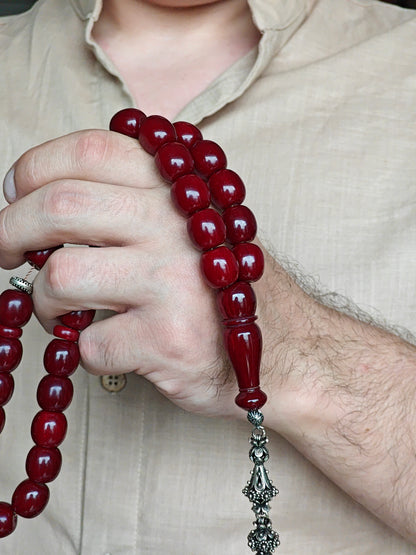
[0,130,241,418]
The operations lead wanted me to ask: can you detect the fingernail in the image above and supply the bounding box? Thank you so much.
[3,166,16,203]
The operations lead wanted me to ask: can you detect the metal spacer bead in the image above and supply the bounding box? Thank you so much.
[9,276,33,295]
[247,409,264,428]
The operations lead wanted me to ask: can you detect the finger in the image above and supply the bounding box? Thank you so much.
[4,129,161,202]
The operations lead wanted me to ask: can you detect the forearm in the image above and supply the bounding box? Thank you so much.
[258,251,416,542]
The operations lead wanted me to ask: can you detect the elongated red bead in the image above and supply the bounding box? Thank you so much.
[109,108,146,137]
[26,446,62,483]
[0,373,14,406]
[53,325,79,342]
[0,325,22,339]
[24,247,62,270]
[233,243,265,282]
[44,339,80,377]
[173,121,203,148]
[138,115,176,155]
[155,141,194,182]
[12,480,49,519]
[201,246,239,289]
[217,282,256,320]
[31,411,67,447]
[223,205,257,244]
[60,310,95,330]
[171,174,210,216]
[0,338,22,372]
[0,502,17,537]
[208,169,246,210]
[187,208,226,251]
[37,375,73,412]
[191,140,227,178]
[0,290,33,327]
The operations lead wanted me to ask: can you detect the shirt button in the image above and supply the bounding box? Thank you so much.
[100,374,127,393]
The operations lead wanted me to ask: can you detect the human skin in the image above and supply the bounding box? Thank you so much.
[1,0,416,545]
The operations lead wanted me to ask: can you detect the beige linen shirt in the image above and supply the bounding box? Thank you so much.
[0,0,416,553]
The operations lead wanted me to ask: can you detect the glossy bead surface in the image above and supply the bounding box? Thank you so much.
[138,115,176,155]
[208,169,246,210]
[109,108,146,137]
[171,174,210,215]
[37,375,73,412]
[26,446,62,483]
[201,246,239,289]
[53,325,79,342]
[24,246,62,270]
[217,281,256,320]
[12,480,49,519]
[223,205,257,244]
[0,372,14,406]
[0,407,5,434]
[0,290,33,327]
[0,325,22,339]
[0,502,17,537]
[60,310,95,330]
[173,121,203,148]
[233,243,265,282]
[31,411,67,447]
[0,338,22,372]
[44,339,80,377]
[191,140,227,178]
[155,141,194,182]
[235,388,267,411]
[187,208,226,251]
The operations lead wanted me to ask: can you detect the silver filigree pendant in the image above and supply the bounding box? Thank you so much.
[243,410,280,554]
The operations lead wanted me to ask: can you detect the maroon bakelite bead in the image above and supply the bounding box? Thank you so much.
[187,208,226,251]
[53,325,79,342]
[26,446,62,483]
[60,309,95,331]
[217,281,256,320]
[191,140,227,179]
[173,121,203,149]
[0,502,17,537]
[155,141,194,182]
[37,375,73,412]
[222,205,257,244]
[235,388,267,411]
[138,115,176,155]
[0,290,33,328]
[31,411,67,447]
[171,174,210,216]
[24,247,62,270]
[0,325,22,339]
[109,108,146,138]
[0,407,5,434]
[208,169,246,210]
[0,338,22,372]
[201,246,239,289]
[44,339,80,377]
[12,480,49,519]
[0,372,14,406]
[233,243,265,282]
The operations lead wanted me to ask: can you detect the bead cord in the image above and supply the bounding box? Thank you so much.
[0,247,95,537]
[110,108,279,553]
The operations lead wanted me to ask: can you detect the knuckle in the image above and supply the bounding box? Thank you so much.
[43,248,75,297]
[41,181,84,223]
[73,130,112,170]
[79,326,123,374]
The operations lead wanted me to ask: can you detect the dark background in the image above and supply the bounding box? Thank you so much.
[0,0,416,16]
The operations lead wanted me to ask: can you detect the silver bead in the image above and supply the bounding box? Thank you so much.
[9,276,33,295]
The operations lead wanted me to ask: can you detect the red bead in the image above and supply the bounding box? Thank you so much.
[217,282,256,320]
[191,140,227,178]
[233,243,265,282]
[0,408,5,434]
[155,142,194,182]
[0,290,33,327]
[60,309,95,330]
[12,480,49,519]
[222,205,257,244]
[44,339,79,377]
[0,338,22,372]
[187,208,226,251]
[208,169,246,210]
[0,372,14,406]
[31,411,67,447]
[0,502,17,537]
[109,108,146,137]
[37,375,73,412]
[26,446,62,483]
[235,388,267,411]
[200,246,239,289]
[24,246,62,270]
[53,325,79,342]
[171,174,210,216]
[173,121,203,149]
[0,325,22,339]
[138,115,176,155]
